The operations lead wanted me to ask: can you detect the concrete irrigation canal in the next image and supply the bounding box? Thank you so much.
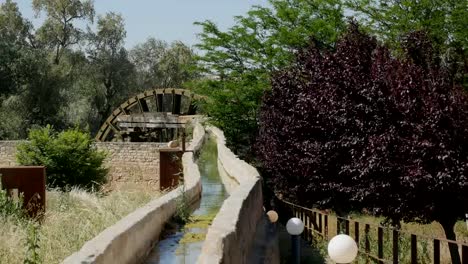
[145,137,227,263]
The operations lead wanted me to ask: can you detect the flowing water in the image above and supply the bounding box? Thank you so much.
[145,137,227,264]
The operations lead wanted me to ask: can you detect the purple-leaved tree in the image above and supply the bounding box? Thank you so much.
[257,24,468,263]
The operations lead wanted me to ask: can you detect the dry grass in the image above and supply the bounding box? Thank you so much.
[0,188,160,264]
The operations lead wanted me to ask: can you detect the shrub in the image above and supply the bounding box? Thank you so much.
[24,222,41,264]
[257,24,468,263]
[0,187,24,219]
[173,186,191,225]
[17,126,108,190]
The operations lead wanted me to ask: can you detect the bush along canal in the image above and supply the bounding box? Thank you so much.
[146,136,227,264]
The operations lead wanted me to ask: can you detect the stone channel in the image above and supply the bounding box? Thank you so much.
[145,136,227,263]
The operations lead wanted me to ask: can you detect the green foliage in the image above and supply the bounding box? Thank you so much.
[16,126,108,190]
[173,186,191,225]
[24,223,41,264]
[347,0,468,86]
[87,12,136,128]
[33,0,95,64]
[0,0,198,140]
[195,0,345,76]
[0,1,67,138]
[130,38,198,89]
[194,0,346,158]
[0,188,24,220]
[193,74,267,160]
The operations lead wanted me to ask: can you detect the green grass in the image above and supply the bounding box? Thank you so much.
[0,188,159,264]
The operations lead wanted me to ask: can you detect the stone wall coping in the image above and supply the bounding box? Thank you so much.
[62,121,205,264]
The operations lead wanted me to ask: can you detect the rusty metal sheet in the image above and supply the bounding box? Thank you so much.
[159,150,183,191]
[0,166,46,218]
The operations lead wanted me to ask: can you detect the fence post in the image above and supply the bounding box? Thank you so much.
[319,213,323,233]
[462,245,468,264]
[345,219,350,235]
[392,230,399,264]
[411,234,417,264]
[305,211,311,242]
[365,224,370,254]
[433,239,440,264]
[378,227,384,264]
[324,215,328,239]
[337,218,341,235]
[355,222,360,248]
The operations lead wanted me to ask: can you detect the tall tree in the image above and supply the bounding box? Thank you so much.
[33,0,94,64]
[87,12,134,130]
[157,41,197,88]
[196,0,345,76]
[0,0,34,97]
[257,25,468,263]
[0,0,33,46]
[130,38,166,88]
[0,0,65,139]
[194,0,345,159]
[130,38,197,89]
[347,0,468,86]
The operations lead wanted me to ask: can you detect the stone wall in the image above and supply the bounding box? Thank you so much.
[62,122,205,264]
[0,141,167,190]
[0,141,20,167]
[95,142,166,190]
[198,127,264,264]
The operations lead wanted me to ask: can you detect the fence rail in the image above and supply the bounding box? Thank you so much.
[277,199,468,264]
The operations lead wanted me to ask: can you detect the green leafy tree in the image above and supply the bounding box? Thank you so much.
[0,0,35,97]
[195,0,345,77]
[33,0,95,64]
[0,0,66,139]
[17,126,108,190]
[130,38,197,89]
[0,0,33,139]
[87,12,135,129]
[347,0,468,86]
[193,76,267,160]
[194,0,345,158]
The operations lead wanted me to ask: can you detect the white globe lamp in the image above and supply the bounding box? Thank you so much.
[286,217,304,235]
[328,234,358,263]
[287,217,304,264]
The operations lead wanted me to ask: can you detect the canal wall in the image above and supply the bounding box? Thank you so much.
[198,127,263,264]
[61,122,205,264]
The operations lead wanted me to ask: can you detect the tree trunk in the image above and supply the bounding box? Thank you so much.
[440,220,461,264]
[54,46,61,65]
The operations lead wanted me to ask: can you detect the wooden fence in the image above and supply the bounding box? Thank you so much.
[278,199,468,264]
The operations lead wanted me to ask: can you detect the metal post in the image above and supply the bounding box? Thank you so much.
[291,234,301,264]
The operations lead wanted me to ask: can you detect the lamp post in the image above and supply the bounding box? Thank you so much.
[286,217,304,264]
[328,234,358,263]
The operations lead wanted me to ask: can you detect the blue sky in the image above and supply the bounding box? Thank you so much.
[14,0,269,49]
